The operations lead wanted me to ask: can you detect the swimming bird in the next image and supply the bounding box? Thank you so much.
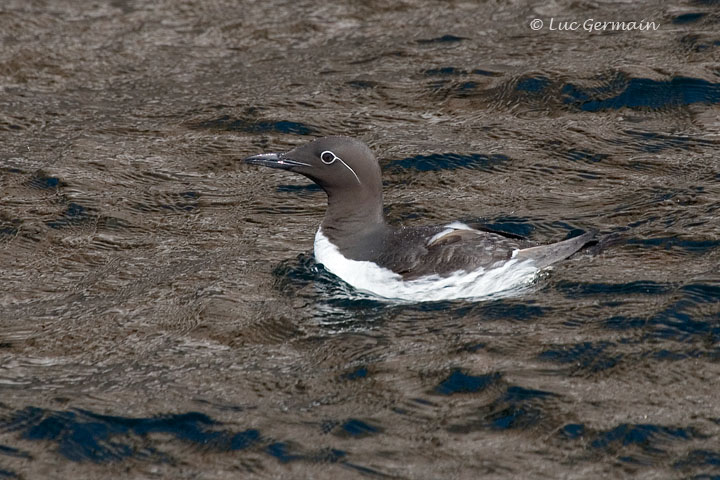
[245,136,596,301]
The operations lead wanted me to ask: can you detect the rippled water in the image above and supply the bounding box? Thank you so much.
[1,0,719,478]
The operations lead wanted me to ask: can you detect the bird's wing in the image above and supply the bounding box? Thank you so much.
[377,226,596,280]
[378,226,533,280]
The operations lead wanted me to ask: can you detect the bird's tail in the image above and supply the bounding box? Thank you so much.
[514,231,598,269]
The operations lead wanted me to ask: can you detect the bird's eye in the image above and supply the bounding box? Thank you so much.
[320,151,337,164]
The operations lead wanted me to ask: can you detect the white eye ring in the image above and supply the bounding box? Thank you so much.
[320,150,339,165]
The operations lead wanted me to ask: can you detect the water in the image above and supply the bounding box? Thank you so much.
[1,0,719,478]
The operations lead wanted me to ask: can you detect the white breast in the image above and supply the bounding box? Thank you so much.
[313,227,539,302]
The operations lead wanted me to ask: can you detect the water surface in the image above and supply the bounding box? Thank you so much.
[1,0,719,478]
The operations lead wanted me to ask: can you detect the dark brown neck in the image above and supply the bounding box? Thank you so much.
[321,187,385,237]
[318,182,389,266]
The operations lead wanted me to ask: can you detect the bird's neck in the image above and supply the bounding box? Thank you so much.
[321,188,385,241]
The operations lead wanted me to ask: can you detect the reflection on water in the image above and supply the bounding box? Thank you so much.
[1,0,719,478]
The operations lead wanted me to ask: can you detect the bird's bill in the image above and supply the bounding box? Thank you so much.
[243,153,311,170]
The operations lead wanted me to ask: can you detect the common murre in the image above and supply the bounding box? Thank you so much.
[245,136,597,301]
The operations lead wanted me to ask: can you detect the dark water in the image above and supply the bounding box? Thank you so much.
[1,0,719,478]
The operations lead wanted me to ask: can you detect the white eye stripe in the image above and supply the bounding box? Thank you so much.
[337,158,361,185]
[319,150,361,185]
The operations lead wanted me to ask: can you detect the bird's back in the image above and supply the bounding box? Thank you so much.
[372,223,537,280]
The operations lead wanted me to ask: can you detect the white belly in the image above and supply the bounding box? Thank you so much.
[313,228,539,302]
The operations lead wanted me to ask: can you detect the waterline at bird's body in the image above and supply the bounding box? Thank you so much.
[314,228,540,302]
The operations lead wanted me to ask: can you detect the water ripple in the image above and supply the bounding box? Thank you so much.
[0,406,382,474]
